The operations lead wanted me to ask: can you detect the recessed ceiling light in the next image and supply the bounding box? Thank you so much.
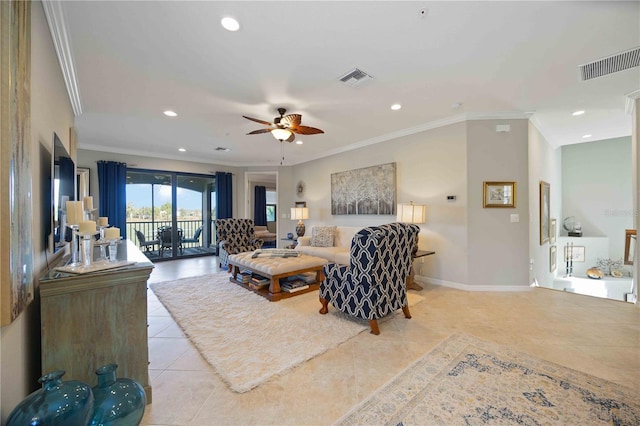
[178,148,186,152]
[296,140,303,145]
[582,134,592,138]
[163,110,177,117]
[572,110,585,116]
[221,17,240,31]
[391,104,402,110]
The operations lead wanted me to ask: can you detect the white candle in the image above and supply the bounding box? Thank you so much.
[105,227,120,240]
[97,217,108,227]
[83,196,93,211]
[66,201,83,225]
[79,220,96,234]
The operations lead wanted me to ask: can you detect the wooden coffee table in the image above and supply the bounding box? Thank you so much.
[228,252,326,301]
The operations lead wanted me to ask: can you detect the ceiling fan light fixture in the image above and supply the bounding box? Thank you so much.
[221,17,240,31]
[271,128,293,141]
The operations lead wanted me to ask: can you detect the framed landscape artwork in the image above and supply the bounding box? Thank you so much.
[330,162,396,215]
[539,181,550,245]
[1,0,34,325]
[549,245,557,272]
[483,181,516,208]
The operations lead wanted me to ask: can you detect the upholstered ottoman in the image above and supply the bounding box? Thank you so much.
[228,251,327,301]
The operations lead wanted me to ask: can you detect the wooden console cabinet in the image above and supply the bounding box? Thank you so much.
[39,240,154,402]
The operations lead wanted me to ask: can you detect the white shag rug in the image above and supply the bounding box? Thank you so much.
[150,272,423,393]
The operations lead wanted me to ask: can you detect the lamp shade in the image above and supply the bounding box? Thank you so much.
[396,202,426,224]
[271,128,293,141]
[290,207,309,220]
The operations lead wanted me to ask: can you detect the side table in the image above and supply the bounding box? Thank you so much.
[407,249,435,291]
[280,238,297,249]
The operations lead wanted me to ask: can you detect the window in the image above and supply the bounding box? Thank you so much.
[266,190,276,222]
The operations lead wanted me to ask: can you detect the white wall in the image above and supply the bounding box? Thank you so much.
[1,2,75,420]
[466,119,530,287]
[528,122,562,287]
[561,137,633,261]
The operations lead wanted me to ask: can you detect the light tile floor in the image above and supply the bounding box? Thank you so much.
[142,256,639,425]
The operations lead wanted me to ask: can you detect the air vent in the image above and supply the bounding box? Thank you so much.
[215,147,231,152]
[338,67,373,87]
[579,47,640,81]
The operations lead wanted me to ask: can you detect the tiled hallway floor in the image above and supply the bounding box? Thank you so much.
[142,256,639,425]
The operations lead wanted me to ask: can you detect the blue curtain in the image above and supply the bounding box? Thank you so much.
[254,186,267,226]
[97,161,127,236]
[216,172,233,219]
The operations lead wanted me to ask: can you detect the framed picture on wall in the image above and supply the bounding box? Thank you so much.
[483,181,516,208]
[550,245,557,272]
[539,181,550,245]
[549,218,557,244]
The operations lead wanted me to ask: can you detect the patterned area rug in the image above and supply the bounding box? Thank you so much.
[150,273,423,393]
[335,334,640,425]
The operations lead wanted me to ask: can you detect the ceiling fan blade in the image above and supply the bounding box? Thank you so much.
[292,125,324,135]
[247,128,273,135]
[242,115,274,126]
[280,114,302,127]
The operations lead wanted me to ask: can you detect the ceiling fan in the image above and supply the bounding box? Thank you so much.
[242,108,324,143]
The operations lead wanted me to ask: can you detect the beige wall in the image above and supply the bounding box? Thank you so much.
[291,122,471,286]
[466,119,530,287]
[1,2,75,420]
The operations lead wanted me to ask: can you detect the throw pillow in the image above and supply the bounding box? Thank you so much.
[311,226,336,247]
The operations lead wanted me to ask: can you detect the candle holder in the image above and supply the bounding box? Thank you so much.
[96,226,108,261]
[69,225,80,265]
[107,238,122,262]
[564,242,574,277]
[80,233,95,267]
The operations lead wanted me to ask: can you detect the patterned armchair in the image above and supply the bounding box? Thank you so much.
[215,219,264,270]
[319,222,420,335]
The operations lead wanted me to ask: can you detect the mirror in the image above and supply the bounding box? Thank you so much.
[624,229,636,265]
[51,133,75,253]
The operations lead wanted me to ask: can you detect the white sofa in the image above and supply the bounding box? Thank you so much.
[295,226,362,264]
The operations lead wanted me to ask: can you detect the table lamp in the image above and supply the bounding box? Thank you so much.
[291,207,309,238]
[396,201,426,255]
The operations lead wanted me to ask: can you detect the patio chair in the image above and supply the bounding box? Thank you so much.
[135,230,159,253]
[158,226,183,257]
[182,226,203,245]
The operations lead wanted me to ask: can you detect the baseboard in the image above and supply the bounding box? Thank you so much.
[416,274,532,292]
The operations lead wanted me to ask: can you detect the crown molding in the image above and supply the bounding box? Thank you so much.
[42,1,83,116]
[81,112,536,167]
[299,111,533,165]
[625,89,640,114]
[529,116,560,149]
[79,143,249,168]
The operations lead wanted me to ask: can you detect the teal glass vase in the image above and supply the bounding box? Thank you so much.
[90,363,146,426]
[7,370,94,426]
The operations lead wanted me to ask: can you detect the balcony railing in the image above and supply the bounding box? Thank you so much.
[126,219,215,249]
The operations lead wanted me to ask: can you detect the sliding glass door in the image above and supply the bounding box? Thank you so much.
[126,169,216,261]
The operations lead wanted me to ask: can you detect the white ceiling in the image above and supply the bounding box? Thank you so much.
[48,1,640,167]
